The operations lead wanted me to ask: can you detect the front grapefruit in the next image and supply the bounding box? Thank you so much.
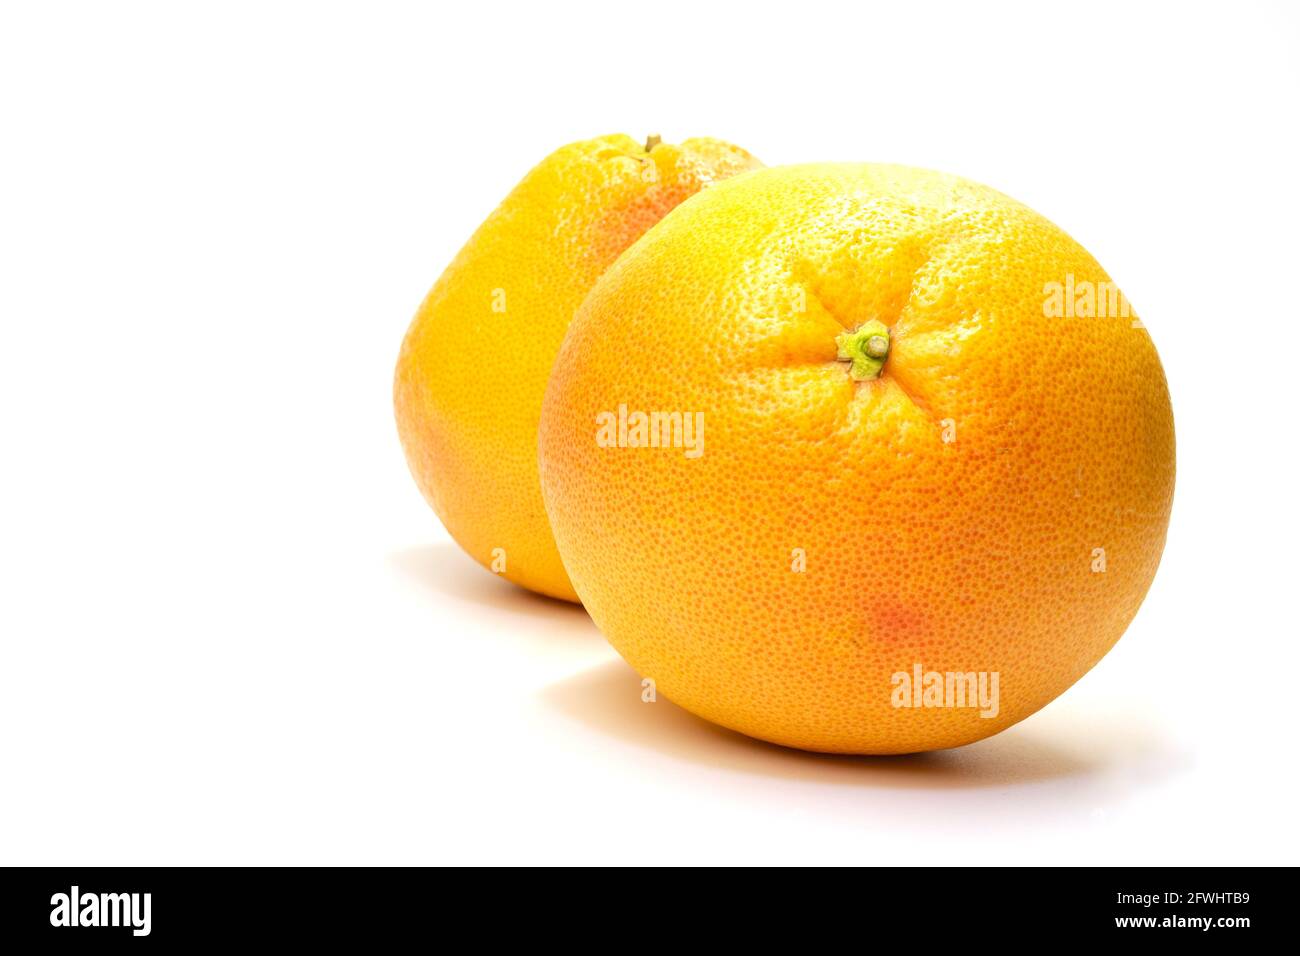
[539,163,1174,753]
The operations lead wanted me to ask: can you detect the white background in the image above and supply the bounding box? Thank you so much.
[2,1,1297,866]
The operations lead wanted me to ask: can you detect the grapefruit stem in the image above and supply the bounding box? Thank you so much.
[836,320,892,380]
[644,134,662,152]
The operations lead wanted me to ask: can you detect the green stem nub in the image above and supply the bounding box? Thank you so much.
[836,320,892,381]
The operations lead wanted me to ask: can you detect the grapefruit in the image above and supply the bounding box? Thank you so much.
[538,163,1175,752]
[394,134,760,601]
